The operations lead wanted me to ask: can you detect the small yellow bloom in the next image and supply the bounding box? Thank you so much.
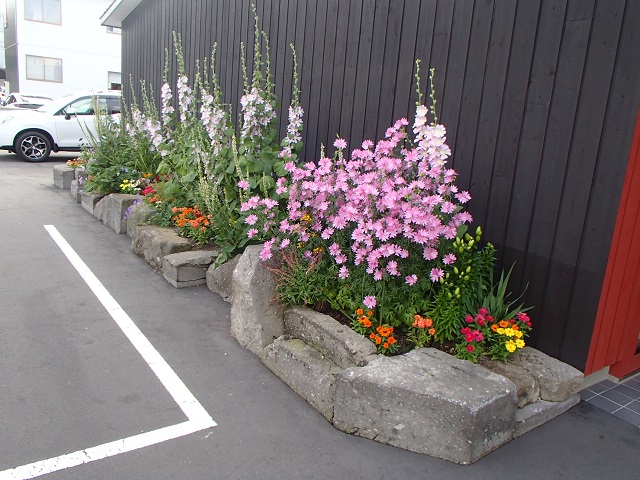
[514,330,523,339]
[505,341,516,353]
[496,328,505,335]
[515,339,525,348]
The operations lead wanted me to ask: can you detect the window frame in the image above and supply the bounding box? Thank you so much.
[25,54,63,83]
[24,0,62,26]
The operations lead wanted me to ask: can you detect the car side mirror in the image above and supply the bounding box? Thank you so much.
[64,107,77,120]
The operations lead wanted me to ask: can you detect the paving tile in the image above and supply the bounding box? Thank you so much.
[581,390,596,401]
[601,388,635,406]
[587,380,616,394]
[612,407,640,428]
[587,395,624,414]
[623,378,640,392]
[612,384,640,400]
[626,400,640,414]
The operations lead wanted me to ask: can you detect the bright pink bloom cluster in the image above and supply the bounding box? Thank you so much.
[251,104,472,284]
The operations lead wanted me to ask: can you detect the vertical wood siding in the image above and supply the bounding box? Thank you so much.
[121,0,640,369]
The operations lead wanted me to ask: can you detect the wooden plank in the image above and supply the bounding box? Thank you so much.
[426,0,454,124]
[436,0,473,150]
[451,0,493,192]
[305,0,328,158]
[337,0,362,148]
[349,0,375,149]
[484,0,542,264]
[274,0,289,134]
[411,0,437,109]
[293,0,308,159]
[316,0,339,149]
[363,0,389,140]
[327,0,350,143]
[501,0,568,292]
[391,0,420,122]
[554,0,627,368]
[375,0,401,136]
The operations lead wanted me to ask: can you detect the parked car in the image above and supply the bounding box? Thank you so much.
[0,90,121,162]
[1,93,53,109]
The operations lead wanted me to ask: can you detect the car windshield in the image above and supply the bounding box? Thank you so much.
[36,93,81,114]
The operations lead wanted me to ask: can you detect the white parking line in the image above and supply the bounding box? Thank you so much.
[0,226,216,480]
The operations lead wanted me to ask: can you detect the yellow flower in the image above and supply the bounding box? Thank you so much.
[514,330,523,339]
[515,339,525,348]
[496,328,505,335]
[505,341,517,353]
[505,328,515,337]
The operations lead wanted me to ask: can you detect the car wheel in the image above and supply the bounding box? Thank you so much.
[15,131,52,162]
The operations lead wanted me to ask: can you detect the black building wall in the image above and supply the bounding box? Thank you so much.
[121,0,640,370]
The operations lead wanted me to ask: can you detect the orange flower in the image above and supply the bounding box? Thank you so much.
[499,320,509,328]
[511,324,519,331]
[425,318,433,327]
[172,206,178,212]
[375,336,382,345]
[491,324,499,332]
[387,336,396,345]
[356,308,364,316]
[369,333,376,339]
[367,310,374,317]
[428,328,436,336]
[383,343,389,349]
[362,318,372,328]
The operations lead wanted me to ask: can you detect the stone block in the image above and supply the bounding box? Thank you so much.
[53,164,75,190]
[130,225,192,271]
[508,347,583,402]
[125,202,157,237]
[81,191,104,215]
[480,358,540,408]
[230,245,284,358]
[284,307,377,369]
[70,180,82,203]
[93,194,141,234]
[206,254,241,303]
[163,249,218,288]
[263,337,342,421]
[514,394,580,438]
[333,348,517,465]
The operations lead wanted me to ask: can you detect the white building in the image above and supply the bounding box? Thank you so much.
[3,0,121,98]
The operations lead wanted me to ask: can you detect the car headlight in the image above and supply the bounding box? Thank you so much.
[0,116,14,126]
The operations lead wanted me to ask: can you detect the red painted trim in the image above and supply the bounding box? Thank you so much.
[587,108,640,376]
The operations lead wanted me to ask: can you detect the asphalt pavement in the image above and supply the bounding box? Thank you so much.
[0,153,639,479]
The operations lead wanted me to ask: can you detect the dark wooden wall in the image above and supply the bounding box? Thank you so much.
[122,0,640,370]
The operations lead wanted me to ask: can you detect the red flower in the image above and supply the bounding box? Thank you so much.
[466,345,475,352]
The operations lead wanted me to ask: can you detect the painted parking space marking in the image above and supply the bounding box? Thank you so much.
[0,226,216,480]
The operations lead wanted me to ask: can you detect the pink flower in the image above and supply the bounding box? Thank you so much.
[423,247,438,261]
[465,315,474,323]
[405,274,418,286]
[430,268,444,282]
[245,214,258,225]
[363,296,377,309]
[259,242,272,260]
[455,191,471,203]
[338,266,349,279]
[466,345,475,353]
[334,138,348,149]
[238,179,250,190]
[443,253,457,265]
[280,238,290,248]
[247,228,258,238]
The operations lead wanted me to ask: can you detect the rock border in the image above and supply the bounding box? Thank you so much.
[75,190,584,464]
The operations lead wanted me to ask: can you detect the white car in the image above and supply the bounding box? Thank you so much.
[1,93,53,109]
[0,90,121,162]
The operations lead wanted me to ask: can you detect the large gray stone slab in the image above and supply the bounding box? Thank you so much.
[126,202,157,237]
[130,225,192,271]
[480,358,540,408]
[514,394,580,438]
[284,307,377,369]
[53,164,74,190]
[206,254,241,303]
[333,348,517,465]
[263,337,342,421]
[81,191,104,215]
[230,245,284,358]
[93,193,141,234]
[509,347,583,402]
[163,249,218,288]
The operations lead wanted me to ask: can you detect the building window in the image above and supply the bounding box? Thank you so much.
[106,26,121,35]
[25,0,61,25]
[108,71,122,91]
[26,55,62,82]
